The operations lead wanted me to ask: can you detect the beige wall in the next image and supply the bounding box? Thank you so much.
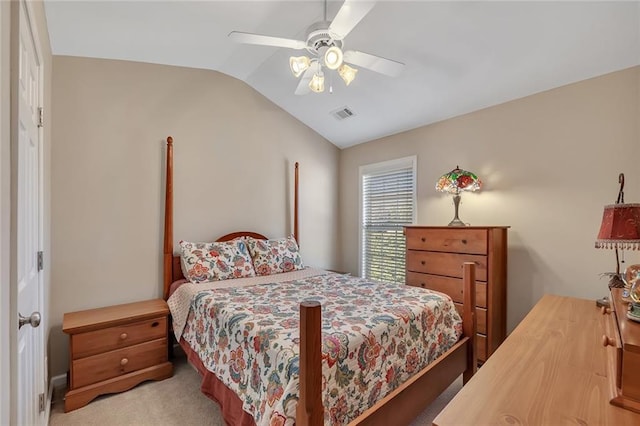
[340,66,640,334]
[50,56,340,376]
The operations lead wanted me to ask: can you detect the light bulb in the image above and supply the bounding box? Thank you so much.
[324,46,343,70]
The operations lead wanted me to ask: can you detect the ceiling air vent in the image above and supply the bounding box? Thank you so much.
[331,106,355,121]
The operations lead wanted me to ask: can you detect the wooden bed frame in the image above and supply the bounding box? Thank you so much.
[162,136,477,425]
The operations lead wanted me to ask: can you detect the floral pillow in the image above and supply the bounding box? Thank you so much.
[247,235,304,276]
[179,239,256,283]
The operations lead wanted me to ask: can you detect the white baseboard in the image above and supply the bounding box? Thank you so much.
[46,373,66,423]
[50,373,66,390]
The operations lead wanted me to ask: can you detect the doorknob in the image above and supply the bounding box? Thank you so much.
[18,312,41,329]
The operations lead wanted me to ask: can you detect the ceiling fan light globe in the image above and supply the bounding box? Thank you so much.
[290,56,310,78]
[338,63,358,86]
[324,46,343,70]
[309,72,325,93]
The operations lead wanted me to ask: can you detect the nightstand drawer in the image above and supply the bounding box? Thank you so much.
[72,316,167,359]
[71,338,168,388]
[406,272,487,308]
[405,228,487,254]
[407,250,487,281]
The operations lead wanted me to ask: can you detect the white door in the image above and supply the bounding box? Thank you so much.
[15,0,45,424]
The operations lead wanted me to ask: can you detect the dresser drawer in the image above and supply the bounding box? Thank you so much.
[477,334,487,362]
[406,250,488,281]
[453,304,487,335]
[72,316,167,359]
[406,272,487,308]
[71,338,168,388]
[603,310,622,390]
[405,228,487,255]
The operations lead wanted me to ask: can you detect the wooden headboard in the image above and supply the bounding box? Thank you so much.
[162,136,299,299]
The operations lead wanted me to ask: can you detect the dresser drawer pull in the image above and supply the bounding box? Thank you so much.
[151,321,160,327]
[600,306,612,315]
[120,333,128,340]
[462,239,467,244]
[120,358,129,367]
[421,260,425,265]
[602,335,615,347]
[420,283,425,288]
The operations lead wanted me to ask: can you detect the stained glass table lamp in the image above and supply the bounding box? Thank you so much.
[436,166,482,226]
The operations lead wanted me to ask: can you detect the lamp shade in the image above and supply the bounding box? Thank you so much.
[595,203,640,250]
[309,71,325,93]
[338,63,357,86]
[435,166,482,195]
[289,56,310,77]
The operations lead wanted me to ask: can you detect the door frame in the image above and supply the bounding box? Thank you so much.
[0,0,11,423]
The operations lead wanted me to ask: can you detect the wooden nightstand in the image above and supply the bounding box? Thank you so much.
[63,299,173,412]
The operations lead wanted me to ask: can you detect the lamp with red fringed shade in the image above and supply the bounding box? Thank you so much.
[595,173,640,288]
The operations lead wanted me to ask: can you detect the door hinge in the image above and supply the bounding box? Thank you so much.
[37,107,44,128]
[37,251,43,271]
[38,393,45,412]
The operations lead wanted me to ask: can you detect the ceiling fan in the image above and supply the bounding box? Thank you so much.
[228,0,405,95]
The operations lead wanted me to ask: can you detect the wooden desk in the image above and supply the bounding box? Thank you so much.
[433,295,640,425]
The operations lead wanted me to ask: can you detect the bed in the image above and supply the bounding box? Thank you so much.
[161,136,477,425]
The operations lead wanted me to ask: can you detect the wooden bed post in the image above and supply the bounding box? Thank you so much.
[297,301,323,426]
[163,136,174,300]
[462,262,477,384]
[294,162,299,247]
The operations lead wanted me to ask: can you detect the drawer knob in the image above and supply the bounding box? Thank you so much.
[462,239,467,244]
[120,333,128,340]
[421,260,425,265]
[602,335,615,347]
[420,283,425,288]
[600,306,611,315]
[152,321,160,327]
[421,237,426,242]
[120,358,129,367]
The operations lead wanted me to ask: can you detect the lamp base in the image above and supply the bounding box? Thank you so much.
[447,218,467,227]
[447,194,468,226]
[608,274,626,289]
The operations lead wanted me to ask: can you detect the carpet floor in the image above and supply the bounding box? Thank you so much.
[49,348,461,425]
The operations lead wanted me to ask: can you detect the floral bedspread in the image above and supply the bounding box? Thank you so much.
[179,272,462,426]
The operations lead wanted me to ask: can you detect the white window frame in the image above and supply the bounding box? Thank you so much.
[359,156,417,283]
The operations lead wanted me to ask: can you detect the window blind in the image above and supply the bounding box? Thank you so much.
[361,163,415,284]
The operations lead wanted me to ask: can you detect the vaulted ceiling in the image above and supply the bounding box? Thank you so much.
[44,1,640,148]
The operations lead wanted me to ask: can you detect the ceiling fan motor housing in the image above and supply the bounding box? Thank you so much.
[305,21,344,56]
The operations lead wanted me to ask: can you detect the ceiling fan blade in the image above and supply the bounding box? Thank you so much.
[294,63,319,96]
[328,1,376,39]
[343,50,405,77]
[228,31,307,50]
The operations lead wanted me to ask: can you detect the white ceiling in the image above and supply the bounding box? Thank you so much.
[44,1,640,149]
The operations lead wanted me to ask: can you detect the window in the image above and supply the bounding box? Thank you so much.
[360,156,416,283]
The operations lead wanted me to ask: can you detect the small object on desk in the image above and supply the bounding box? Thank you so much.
[596,296,610,308]
[626,302,640,323]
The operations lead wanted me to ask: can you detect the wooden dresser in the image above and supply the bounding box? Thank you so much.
[63,299,173,412]
[602,288,640,412]
[404,226,508,362]
[434,295,640,425]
